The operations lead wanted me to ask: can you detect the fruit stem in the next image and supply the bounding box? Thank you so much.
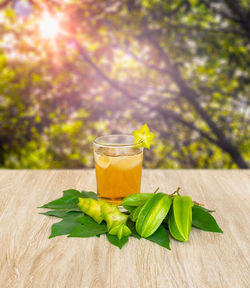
[169,186,181,196]
[153,187,160,194]
[193,201,205,206]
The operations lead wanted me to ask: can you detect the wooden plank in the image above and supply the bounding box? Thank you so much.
[0,170,249,288]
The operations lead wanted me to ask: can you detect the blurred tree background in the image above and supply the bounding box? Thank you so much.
[0,0,249,169]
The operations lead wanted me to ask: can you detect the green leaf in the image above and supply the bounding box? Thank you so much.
[122,205,136,213]
[194,205,215,213]
[146,224,171,250]
[63,189,82,197]
[49,218,82,238]
[129,205,143,222]
[68,225,104,238]
[106,234,129,249]
[80,191,98,200]
[127,220,141,239]
[39,191,97,210]
[67,215,107,237]
[68,215,107,237]
[44,207,82,212]
[192,205,223,233]
[63,213,85,221]
[76,214,103,226]
[40,210,82,218]
[38,195,79,210]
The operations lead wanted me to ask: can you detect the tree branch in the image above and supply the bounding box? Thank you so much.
[74,41,222,148]
[202,0,250,39]
[223,0,250,39]
[149,38,248,168]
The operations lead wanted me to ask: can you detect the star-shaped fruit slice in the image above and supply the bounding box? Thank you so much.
[132,123,155,149]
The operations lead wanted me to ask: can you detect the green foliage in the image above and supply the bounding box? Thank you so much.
[39,190,98,210]
[39,189,173,249]
[192,205,223,233]
[146,224,170,250]
[68,216,107,238]
[0,0,249,168]
[39,188,223,249]
[106,234,129,249]
[40,210,81,218]
[49,214,83,238]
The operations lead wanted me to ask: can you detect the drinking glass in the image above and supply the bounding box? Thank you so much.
[93,135,143,205]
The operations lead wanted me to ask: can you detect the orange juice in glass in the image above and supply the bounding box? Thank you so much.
[93,135,143,205]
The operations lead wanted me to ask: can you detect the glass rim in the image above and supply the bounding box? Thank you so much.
[93,134,143,148]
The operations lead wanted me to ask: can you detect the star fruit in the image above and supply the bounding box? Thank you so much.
[132,123,155,149]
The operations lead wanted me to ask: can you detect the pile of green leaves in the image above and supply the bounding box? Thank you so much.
[39,189,222,249]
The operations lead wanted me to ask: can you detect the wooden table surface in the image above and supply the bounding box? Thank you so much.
[0,170,249,288]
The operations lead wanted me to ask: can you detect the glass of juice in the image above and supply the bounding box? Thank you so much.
[93,135,143,205]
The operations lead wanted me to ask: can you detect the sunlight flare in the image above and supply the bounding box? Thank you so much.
[39,13,60,39]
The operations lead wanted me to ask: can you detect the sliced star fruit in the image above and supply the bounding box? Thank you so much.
[132,123,155,149]
[95,154,111,168]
